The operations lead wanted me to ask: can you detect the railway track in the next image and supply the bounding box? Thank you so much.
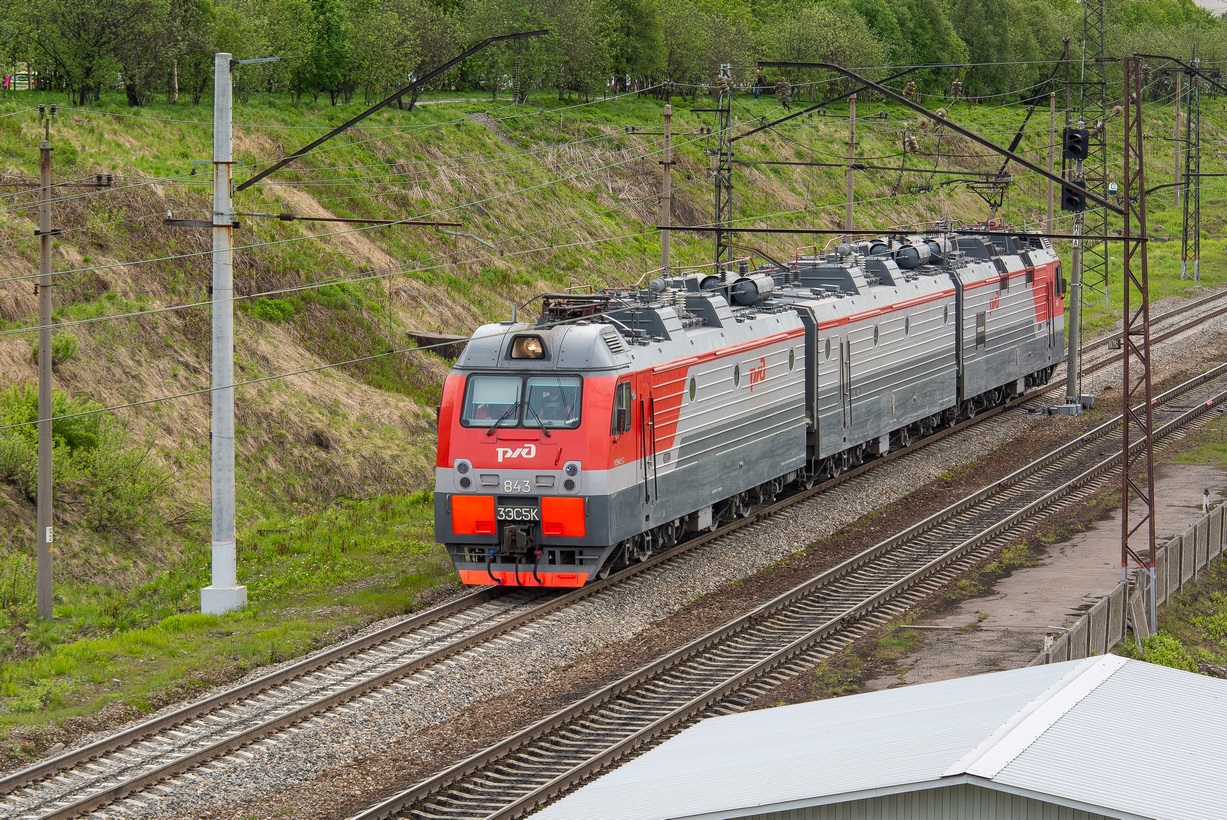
[355,361,1227,820]
[1,290,1223,819]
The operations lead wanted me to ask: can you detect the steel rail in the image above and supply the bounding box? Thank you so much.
[0,586,504,794]
[358,364,1227,820]
[6,287,1224,818]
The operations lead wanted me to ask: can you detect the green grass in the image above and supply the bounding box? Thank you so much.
[0,83,1225,761]
[1174,414,1227,470]
[0,491,452,760]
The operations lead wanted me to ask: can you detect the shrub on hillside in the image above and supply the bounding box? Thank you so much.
[0,384,169,533]
[29,332,80,368]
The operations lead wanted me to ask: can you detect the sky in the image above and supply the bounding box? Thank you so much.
[1193,0,1227,14]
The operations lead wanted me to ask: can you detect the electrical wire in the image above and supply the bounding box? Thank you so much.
[0,125,715,289]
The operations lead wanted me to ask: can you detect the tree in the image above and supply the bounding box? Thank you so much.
[113,0,172,106]
[399,2,460,109]
[887,0,968,92]
[604,0,664,84]
[167,0,217,105]
[347,0,421,103]
[949,0,1011,97]
[759,2,886,101]
[22,0,158,105]
[308,0,352,104]
[659,0,714,94]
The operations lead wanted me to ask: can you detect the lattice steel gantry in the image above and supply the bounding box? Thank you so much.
[1120,57,1157,632]
[1078,0,1110,309]
[1180,59,1201,281]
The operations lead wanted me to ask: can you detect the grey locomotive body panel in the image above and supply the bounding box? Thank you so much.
[954,248,1063,400]
[776,263,958,461]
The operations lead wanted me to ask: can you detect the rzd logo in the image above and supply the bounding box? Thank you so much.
[496,444,537,462]
[748,357,767,391]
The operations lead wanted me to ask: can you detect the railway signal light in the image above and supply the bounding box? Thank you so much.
[1062,127,1090,160]
[1061,185,1087,212]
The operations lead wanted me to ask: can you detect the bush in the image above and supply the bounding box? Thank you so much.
[29,332,79,368]
[248,298,297,323]
[0,553,35,615]
[1139,631,1198,672]
[0,384,169,533]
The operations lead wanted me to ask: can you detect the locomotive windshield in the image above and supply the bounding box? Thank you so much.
[461,374,582,429]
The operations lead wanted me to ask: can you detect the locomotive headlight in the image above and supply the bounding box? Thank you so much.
[511,335,546,359]
[563,461,581,493]
[455,459,473,491]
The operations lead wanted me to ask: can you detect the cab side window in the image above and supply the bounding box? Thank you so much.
[611,382,632,435]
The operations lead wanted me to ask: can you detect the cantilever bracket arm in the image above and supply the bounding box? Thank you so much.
[1133,53,1227,97]
[732,66,923,143]
[758,60,1124,216]
[236,30,548,192]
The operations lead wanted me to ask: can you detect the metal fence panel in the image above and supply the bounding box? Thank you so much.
[1196,520,1210,572]
[1050,633,1070,663]
[1129,587,1152,640]
[1088,597,1109,655]
[1213,505,1226,558]
[1160,545,1175,603]
[1068,617,1089,660]
[1109,584,1126,647]
[1188,521,1206,582]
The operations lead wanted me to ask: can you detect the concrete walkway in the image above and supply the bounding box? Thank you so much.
[862,463,1226,689]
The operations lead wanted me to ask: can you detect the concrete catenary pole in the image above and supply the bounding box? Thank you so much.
[661,104,672,273]
[36,109,54,620]
[845,94,856,235]
[202,53,247,615]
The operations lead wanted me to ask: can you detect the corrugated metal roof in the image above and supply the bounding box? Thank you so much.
[534,657,1227,820]
[995,658,1227,819]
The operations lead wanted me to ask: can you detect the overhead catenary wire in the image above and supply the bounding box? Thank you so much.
[0,63,1204,345]
[0,123,717,289]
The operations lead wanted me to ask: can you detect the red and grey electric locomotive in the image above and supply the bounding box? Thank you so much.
[434,230,1064,587]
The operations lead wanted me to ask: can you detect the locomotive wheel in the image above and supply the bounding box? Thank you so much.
[896,427,911,448]
[633,534,653,562]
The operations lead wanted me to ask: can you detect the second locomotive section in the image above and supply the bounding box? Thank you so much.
[435,233,1065,587]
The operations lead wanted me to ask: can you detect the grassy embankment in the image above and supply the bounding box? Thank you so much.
[0,84,1225,763]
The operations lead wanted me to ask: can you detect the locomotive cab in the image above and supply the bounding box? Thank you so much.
[435,323,623,587]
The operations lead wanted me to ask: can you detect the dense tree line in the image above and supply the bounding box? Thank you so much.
[0,0,1222,107]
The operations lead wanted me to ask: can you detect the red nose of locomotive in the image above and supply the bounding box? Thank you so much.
[435,327,617,588]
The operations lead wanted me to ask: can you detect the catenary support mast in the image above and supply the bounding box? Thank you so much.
[36,107,54,620]
[201,53,246,615]
[1120,57,1157,632]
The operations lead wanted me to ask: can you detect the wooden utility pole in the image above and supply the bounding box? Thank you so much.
[36,106,54,620]
[1174,70,1182,208]
[845,94,856,235]
[661,104,672,272]
[1047,92,1055,232]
